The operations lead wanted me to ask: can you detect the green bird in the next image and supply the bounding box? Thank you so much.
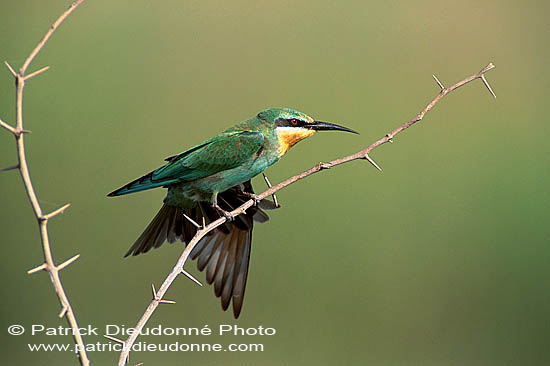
[108,107,358,318]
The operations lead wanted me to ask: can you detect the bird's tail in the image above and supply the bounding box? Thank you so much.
[107,171,180,197]
[124,181,278,318]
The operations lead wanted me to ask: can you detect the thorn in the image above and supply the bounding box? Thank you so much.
[1,164,19,172]
[181,268,203,286]
[365,154,382,171]
[262,173,280,208]
[159,299,176,304]
[202,216,206,229]
[262,173,272,188]
[56,254,80,271]
[43,203,71,220]
[432,74,444,89]
[24,66,50,81]
[481,62,495,73]
[4,61,17,77]
[104,334,125,344]
[272,193,280,208]
[182,213,200,228]
[480,74,497,98]
[17,129,32,135]
[151,283,174,303]
[58,304,68,318]
[27,263,47,274]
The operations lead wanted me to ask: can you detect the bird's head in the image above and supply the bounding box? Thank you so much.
[258,107,358,156]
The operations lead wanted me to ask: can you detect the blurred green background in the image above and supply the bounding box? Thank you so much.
[1,0,549,365]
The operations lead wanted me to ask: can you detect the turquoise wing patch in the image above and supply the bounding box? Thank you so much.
[152,131,264,182]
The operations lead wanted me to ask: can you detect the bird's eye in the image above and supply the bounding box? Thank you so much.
[290,119,299,126]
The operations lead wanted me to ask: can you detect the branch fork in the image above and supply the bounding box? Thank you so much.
[151,284,176,304]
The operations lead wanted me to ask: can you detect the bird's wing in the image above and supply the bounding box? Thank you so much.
[107,131,264,196]
[152,131,264,182]
[124,180,278,318]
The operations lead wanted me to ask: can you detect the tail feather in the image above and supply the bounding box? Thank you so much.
[213,231,233,297]
[124,204,178,257]
[194,233,223,271]
[232,231,251,315]
[123,180,277,318]
[205,234,226,284]
[108,171,179,197]
[166,207,180,244]
[221,229,249,311]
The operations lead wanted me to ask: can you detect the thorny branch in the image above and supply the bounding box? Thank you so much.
[116,63,496,365]
[0,1,89,365]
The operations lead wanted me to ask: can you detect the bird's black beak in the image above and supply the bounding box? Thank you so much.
[309,121,359,134]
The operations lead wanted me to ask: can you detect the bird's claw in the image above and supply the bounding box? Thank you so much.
[212,203,234,221]
[243,192,262,206]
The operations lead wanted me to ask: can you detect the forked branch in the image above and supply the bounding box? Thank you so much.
[116,63,496,365]
[1,1,89,365]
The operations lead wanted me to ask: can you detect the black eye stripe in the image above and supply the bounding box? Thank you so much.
[287,118,304,127]
[275,117,306,127]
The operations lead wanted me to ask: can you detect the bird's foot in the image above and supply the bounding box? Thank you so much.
[212,202,234,221]
[242,192,262,206]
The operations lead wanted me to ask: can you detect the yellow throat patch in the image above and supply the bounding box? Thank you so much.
[276,127,316,157]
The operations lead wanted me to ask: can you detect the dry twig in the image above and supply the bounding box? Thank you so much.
[115,63,496,365]
[0,1,89,365]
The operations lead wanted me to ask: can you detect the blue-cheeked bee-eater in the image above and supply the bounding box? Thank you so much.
[108,107,358,318]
